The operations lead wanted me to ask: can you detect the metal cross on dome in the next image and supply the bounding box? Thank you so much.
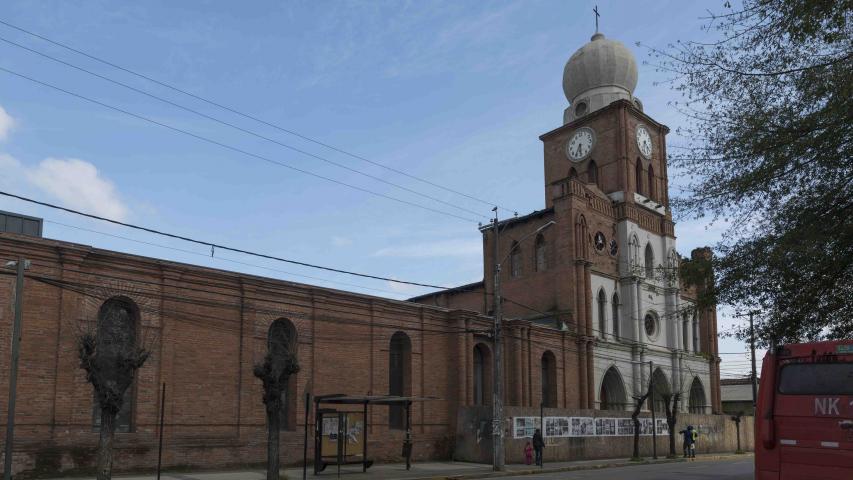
[593,5,600,33]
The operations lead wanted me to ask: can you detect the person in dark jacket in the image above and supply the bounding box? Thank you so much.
[532,428,544,466]
[678,425,695,458]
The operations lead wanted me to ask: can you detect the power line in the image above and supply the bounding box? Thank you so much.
[0,190,450,290]
[41,219,411,299]
[0,18,517,215]
[0,35,489,221]
[0,65,479,223]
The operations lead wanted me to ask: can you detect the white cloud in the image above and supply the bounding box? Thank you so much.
[26,158,129,221]
[0,105,14,141]
[373,238,482,259]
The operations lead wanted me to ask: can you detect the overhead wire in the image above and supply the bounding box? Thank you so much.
[42,218,411,299]
[0,18,517,214]
[0,66,479,223]
[0,190,451,289]
[0,35,489,220]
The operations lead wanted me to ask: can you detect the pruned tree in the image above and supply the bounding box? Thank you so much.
[645,0,853,344]
[661,392,681,458]
[254,319,300,480]
[77,296,152,480]
[630,389,651,460]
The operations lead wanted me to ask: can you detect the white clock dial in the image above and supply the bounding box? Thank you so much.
[637,125,653,158]
[566,127,595,161]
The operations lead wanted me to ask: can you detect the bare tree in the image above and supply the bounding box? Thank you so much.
[77,297,152,480]
[254,319,300,480]
[661,392,681,458]
[630,388,651,461]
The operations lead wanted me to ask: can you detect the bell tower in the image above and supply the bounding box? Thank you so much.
[540,32,670,215]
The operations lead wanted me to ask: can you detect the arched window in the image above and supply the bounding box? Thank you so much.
[648,165,655,200]
[689,377,707,414]
[92,296,140,433]
[389,332,412,429]
[510,241,522,278]
[268,318,298,430]
[611,293,620,340]
[597,289,607,338]
[473,343,492,406]
[599,366,628,410]
[541,351,557,408]
[588,160,598,187]
[534,234,547,272]
[635,160,644,195]
[644,243,655,278]
[651,368,671,413]
[569,167,578,180]
[682,311,690,350]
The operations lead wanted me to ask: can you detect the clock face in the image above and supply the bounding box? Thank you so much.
[637,125,653,158]
[566,127,595,161]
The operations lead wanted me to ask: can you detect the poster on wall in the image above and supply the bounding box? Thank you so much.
[513,417,541,438]
[656,418,669,435]
[594,417,617,435]
[617,418,635,436]
[639,418,654,435]
[545,417,570,437]
[570,417,595,436]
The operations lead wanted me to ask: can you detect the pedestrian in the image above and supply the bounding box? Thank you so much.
[690,426,699,458]
[532,428,544,466]
[524,441,533,465]
[678,425,694,458]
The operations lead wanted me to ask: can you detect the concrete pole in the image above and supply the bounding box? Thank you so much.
[491,213,505,472]
[3,258,28,480]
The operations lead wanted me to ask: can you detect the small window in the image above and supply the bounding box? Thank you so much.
[575,101,588,117]
[569,167,578,180]
[588,160,598,187]
[534,234,547,272]
[510,242,522,278]
[778,363,853,395]
[597,290,607,338]
[611,293,620,339]
[635,160,644,195]
[644,244,655,278]
[648,165,655,200]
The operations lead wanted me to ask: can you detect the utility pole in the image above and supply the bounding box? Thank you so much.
[4,258,29,480]
[748,311,760,410]
[490,215,553,472]
[491,208,504,472]
[649,361,657,460]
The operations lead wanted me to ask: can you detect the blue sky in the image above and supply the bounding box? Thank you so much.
[0,0,756,375]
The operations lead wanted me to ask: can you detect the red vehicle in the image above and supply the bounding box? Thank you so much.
[755,340,853,479]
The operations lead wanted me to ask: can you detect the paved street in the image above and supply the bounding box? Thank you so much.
[500,457,753,479]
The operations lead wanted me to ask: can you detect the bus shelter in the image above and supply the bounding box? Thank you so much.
[312,394,433,475]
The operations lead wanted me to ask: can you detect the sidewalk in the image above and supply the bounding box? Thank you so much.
[44,453,751,480]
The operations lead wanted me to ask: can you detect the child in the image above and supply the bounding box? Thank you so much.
[524,441,533,465]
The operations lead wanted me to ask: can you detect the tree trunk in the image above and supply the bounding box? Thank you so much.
[632,414,641,459]
[96,409,116,480]
[666,395,679,457]
[266,406,280,480]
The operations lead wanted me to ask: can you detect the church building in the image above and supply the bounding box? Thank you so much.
[411,31,721,415]
[0,30,722,478]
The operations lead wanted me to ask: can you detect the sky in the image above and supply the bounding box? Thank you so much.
[0,0,759,377]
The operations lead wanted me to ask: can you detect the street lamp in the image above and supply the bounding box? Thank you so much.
[492,219,555,472]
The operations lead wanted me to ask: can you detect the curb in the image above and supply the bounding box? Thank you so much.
[417,453,753,480]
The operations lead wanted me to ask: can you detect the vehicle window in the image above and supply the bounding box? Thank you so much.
[778,362,853,395]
